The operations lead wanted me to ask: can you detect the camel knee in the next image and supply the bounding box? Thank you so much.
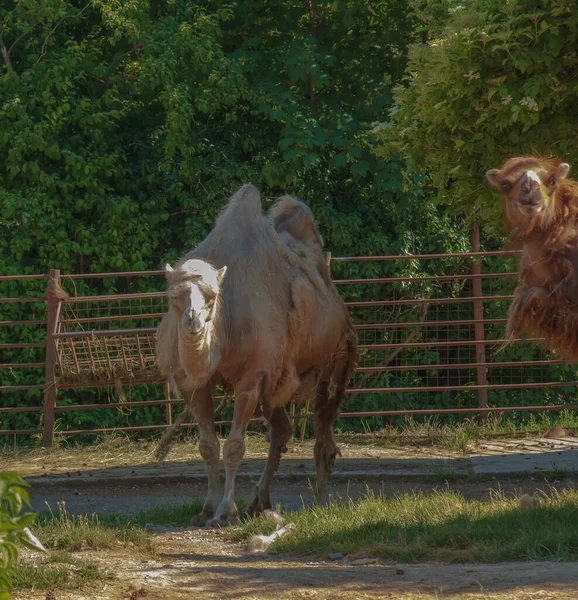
[223,437,245,467]
[199,437,220,465]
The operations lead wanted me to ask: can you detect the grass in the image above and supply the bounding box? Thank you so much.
[10,552,106,592]
[3,410,577,465]
[338,410,578,452]
[118,498,250,528]
[228,487,578,563]
[33,501,154,553]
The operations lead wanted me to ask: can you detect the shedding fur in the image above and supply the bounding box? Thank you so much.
[487,155,578,363]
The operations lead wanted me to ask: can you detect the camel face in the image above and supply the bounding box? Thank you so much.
[486,158,570,231]
[165,259,226,335]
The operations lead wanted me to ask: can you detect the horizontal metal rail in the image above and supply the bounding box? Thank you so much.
[53,327,158,339]
[0,384,45,391]
[359,338,541,350]
[0,297,45,304]
[346,381,578,394]
[356,359,564,372]
[353,318,508,330]
[0,320,47,327]
[60,312,163,325]
[0,363,45,369]
[330,251,519,262]
[345,295,513,307]
[0,343,45,349]
[0,406,43,413]
[0,274,48,281]
[334,272,516,284]
[1,403,569,437]
[2,376,574,415]
[0,429,42,435]
[62,270,165,280]
[62,292,165,303]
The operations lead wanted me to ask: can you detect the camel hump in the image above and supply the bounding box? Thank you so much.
[269,194,323,249]
[219,183,262,224]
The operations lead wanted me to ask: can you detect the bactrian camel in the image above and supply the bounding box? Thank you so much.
[156,184,357,527]
[486,155,578,362]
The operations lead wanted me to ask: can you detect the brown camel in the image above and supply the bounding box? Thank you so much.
[156,184,357,527]
[486,155,578,361]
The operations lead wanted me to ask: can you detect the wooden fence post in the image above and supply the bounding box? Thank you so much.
[43,269,63,447]
[470,218,489,412]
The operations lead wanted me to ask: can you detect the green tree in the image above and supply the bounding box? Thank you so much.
[1,0,470,435]
[376,0,578,235]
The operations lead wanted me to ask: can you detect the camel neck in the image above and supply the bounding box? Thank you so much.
[178,325,217,382]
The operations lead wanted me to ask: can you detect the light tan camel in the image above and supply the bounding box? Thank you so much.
[156,184,357,527]
[486,155,578,361]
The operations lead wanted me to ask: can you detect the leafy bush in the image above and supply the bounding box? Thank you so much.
[378,0,578,233]
[0,473,44,599]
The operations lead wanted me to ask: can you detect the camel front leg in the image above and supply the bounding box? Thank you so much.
[181,384,221,527]
[208,374,264,527]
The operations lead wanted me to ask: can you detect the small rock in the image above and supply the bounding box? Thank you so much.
[73,490,80,496]
[329,552,344,560]
[396,569,405,575]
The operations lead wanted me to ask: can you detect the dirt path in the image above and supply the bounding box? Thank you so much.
[13,529,578,600]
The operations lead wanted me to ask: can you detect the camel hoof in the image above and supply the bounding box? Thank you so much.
[207,513,237,528]
[190,511,213,528]
[245,497,272,519]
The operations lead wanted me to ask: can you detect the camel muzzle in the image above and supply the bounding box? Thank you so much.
[182,311,204,334]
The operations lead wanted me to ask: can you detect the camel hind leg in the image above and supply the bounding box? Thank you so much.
[313,330,357,504]
[246,405,293,517]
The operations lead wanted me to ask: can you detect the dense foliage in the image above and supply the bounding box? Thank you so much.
[0,0,465,278]
[378,0,578,233]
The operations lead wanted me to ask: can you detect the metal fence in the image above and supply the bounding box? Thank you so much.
[2,240,578,446]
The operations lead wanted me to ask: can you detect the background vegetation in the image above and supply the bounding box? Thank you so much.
[2,0,577,439]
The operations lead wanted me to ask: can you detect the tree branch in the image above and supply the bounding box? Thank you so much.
[0,34,11,69]
[33,3,90,69]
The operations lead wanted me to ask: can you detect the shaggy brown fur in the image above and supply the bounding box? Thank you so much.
[156,184,357,526]
[486,155,578,362]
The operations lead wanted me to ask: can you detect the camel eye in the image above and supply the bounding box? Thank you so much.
[502,182,511,192]
[549,176,556,188]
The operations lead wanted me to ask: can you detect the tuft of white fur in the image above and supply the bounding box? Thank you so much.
[247,522,296,554]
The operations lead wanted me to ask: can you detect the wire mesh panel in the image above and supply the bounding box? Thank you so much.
[54,292,168,387]
[332,252,578,427]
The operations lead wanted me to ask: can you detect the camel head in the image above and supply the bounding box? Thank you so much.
[165,259,227,335]
[486,156,570,233]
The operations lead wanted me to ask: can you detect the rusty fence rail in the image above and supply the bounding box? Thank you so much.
[2,245,578,446]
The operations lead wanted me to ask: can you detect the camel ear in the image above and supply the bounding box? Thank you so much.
[485,169,501,189]
[557,163,570,181]
[216,266,227,285]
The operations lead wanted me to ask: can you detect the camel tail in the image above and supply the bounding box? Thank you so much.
[155,405,192,462]
[328,323,358,409]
